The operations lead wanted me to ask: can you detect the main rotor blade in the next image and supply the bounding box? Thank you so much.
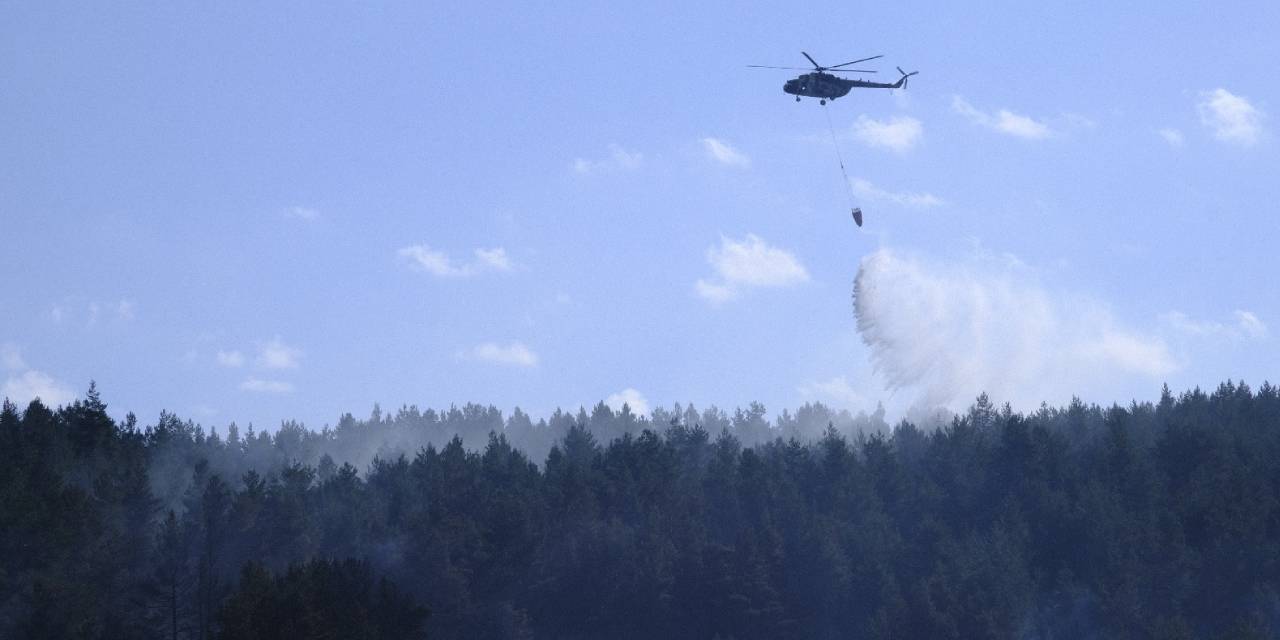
[801,51,821,69]
[746,65,877,73]
[831,55,884,68]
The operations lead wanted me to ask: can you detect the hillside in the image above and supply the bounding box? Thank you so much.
[3,382,1280,638]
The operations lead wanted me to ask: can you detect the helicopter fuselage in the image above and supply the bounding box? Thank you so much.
[782,70,913,103]
[783,73,852,100]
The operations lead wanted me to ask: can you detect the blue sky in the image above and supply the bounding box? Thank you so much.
[2,1,1276,431]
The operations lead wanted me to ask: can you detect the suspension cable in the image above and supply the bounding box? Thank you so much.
[822,103,857,209]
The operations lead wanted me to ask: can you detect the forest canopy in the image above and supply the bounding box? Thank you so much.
[3,381,1280,638]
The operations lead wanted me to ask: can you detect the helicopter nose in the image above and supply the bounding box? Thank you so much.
[783,81,797,94]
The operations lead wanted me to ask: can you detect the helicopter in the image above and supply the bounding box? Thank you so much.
[749,52,918,104]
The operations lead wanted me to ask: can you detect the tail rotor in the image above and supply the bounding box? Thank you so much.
[896,66,919,89]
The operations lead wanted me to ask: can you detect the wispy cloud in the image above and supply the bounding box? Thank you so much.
[851,178,945,209]
[605,387,650,415]
[851,115,923,153]
[473,247,512,271]
[1158,128,1185,147]
[285,206,320,221]
[1161,309,1268,340]
[694,280,736,305]
[952,96,1052,139]
[48,300,135,326]
[571,144,643,174]
[1198,88,1264,146]
[853,248,1177,410]
[216,350,246,368]
[398,245,514,278]
[239,377,295,394]
[465,342,539,367]
[701,137,751,167]
[399,245,467,277]
[1238,310,1269,339]
[256,338,302,370]
[695,234,809,304]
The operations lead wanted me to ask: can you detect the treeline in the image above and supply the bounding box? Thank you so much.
[138,398,896,516]
[141,399,894,501]
[3,381,1280,638]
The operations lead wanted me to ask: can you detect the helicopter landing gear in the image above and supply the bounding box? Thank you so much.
[820,99,827,105]
[795,96,801,102]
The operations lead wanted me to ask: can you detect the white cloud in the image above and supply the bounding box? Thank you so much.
[285,206,320,220]
[607,144,644,169]
[1,344,77,407]
[798,376,869,409]
[605,388,650,415]
[473,247,513,272]
[1236,310,1268,339]
[399,245,468,277]
[952,96,1052,139]
[851,115,923,153]
[216,350,246,368]
[3,370,76,407]
[853,248,1177,410]
[571,143,643,174]
[1158,311,1210,336]
[695,234,809,304]
[1198,88,1264,146]
[851,178,945,209]
[48,301,133,326]
[2,344,25,371]
[399,245,514,278]
[708,235,809,286]
[995,112,1051,139]
[239,377,295,394]
[256,338,301,370]
[1084,332,1178,376]
[694,280,736,305]
[1158,128,1185,147]
[1161,309,1268,341]
[701,137,751,167]
[466,342,539,367]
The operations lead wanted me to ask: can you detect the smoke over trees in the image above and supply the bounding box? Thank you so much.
[4,381,1280,637]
